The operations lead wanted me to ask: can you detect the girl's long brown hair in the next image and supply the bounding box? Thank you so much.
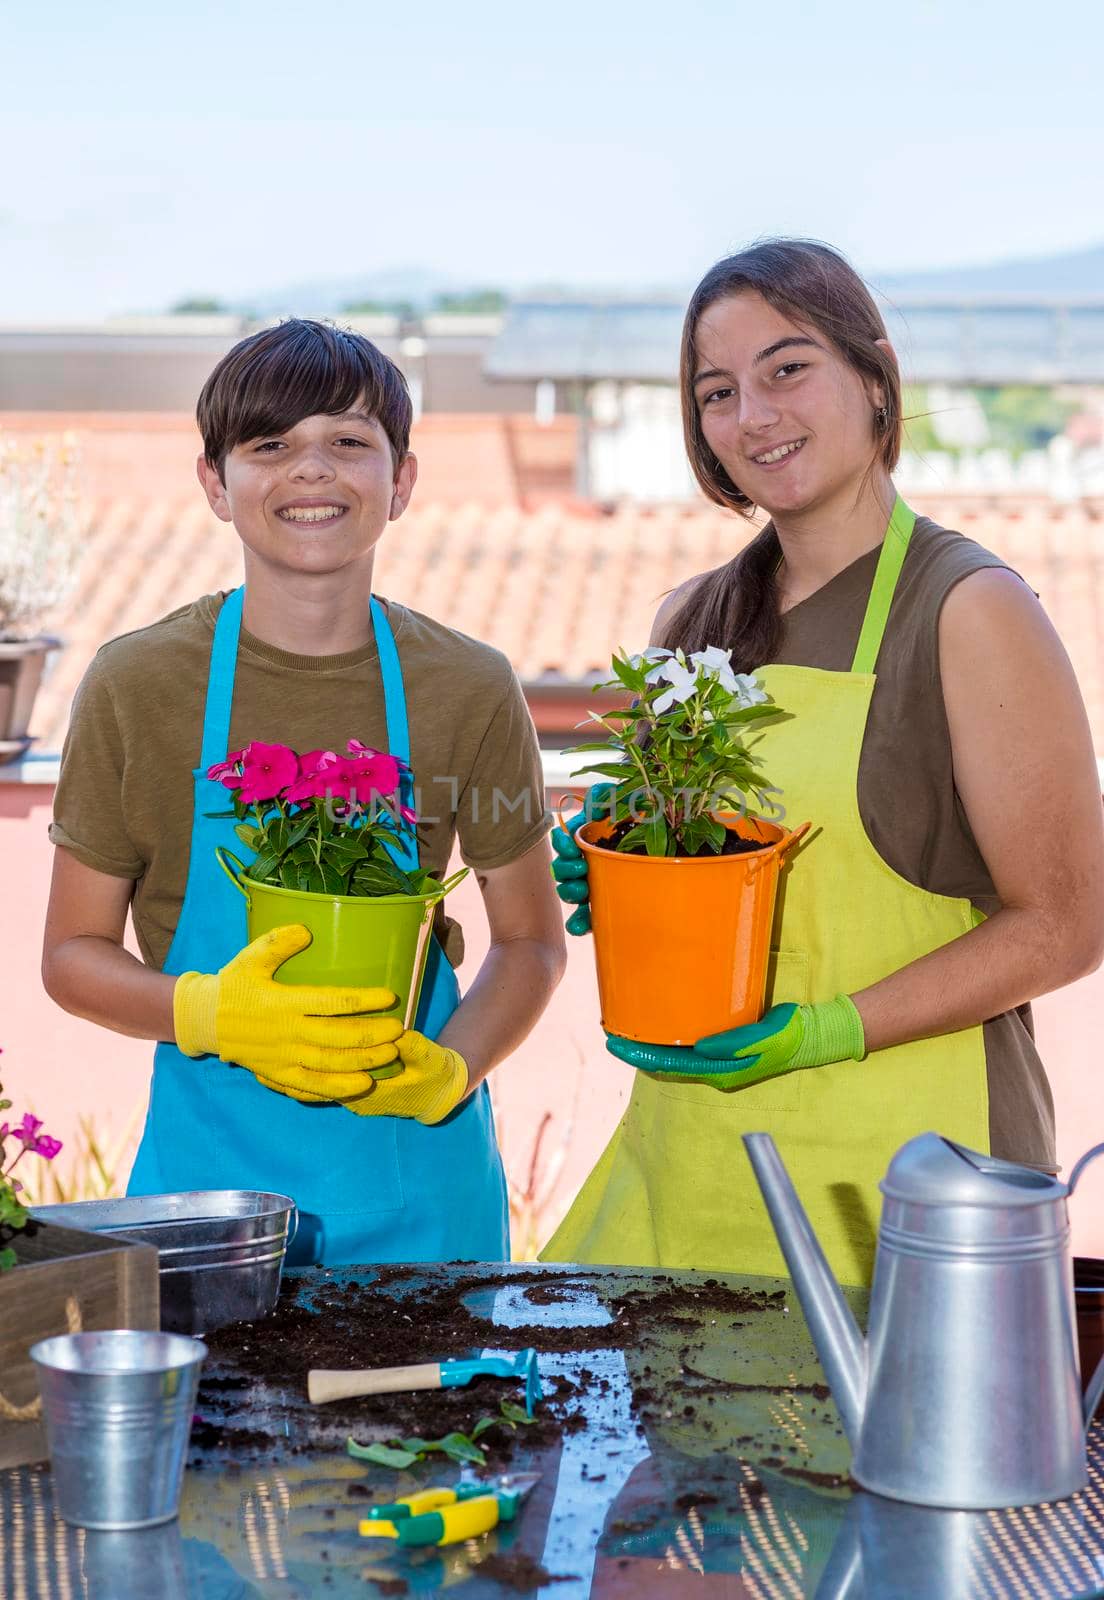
[661,239,903,669]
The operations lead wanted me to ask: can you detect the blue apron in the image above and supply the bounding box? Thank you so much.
[127,588,510,1266]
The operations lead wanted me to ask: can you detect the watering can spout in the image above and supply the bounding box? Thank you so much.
[742,1133,867,1448]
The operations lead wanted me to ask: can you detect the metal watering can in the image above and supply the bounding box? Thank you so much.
[743,1131,1104,1509]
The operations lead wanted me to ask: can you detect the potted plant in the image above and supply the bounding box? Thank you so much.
[0,1061,159,1469]
[566,645,808,1047]
[212,740,468,1042]
[0,435,81,762]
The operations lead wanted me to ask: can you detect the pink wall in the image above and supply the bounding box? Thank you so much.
[3,781,1103,1257]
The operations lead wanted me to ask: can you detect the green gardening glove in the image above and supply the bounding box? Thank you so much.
[605,996,865,1090]
[550,781,619,937]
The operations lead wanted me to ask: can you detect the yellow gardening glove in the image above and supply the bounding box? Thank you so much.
[345,1031,470,1125]
[173,925,403,1104]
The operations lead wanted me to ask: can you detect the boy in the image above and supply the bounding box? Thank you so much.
[42,319,565,1266]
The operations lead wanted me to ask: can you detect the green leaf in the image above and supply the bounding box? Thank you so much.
[0,1246,17,1272]
[615,823,646,853]
[437,1433,487,1466]
[246,851,282,883]
[234,825,263,851]
[266,819,290,854]
[471,1415,498,1439]
[346,1438,420,1469]
[498,1399,536,1427]
[644,812,669,857]
[285,817,316,851]
[723,702,780,725]
[318,862,345,894]
[279,860,300,890]
[324,835,369,862]
[608,655,648,693]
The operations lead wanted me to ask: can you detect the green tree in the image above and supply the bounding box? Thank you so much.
[432,288,507,314]
[977,387,1078,455]
[340,299,415,319]
[169,296,227,314]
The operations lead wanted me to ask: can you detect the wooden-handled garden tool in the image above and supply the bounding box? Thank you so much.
[308,1347,543,1415]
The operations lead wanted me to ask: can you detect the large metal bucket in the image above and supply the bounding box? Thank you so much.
[30,1192,296,1334]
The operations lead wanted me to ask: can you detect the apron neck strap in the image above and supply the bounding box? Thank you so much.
[849,495,916,675]
[201,587,244,770]
[370,595,411,767]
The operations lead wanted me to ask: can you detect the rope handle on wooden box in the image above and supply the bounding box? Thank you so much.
[0,1296,82,1422]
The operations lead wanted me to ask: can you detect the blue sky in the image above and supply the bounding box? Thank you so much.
[2,0,1101,320]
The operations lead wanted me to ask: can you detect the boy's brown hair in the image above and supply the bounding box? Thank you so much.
[197,318,413,478]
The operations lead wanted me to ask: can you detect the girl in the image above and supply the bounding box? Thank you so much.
[545,239,1104,1285]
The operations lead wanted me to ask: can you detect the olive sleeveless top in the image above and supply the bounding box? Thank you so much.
[774,514,1056,1170]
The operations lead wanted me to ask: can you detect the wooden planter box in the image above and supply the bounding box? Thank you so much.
[0,1217,159,1469]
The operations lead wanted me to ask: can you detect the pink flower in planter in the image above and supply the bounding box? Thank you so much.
[206,749,246,784]
[236,742,299,805]
[31,1134,62,1161]
[341,752,401,803]
[285,749,341,804]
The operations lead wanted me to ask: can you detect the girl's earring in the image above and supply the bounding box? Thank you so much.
[875,405,888,430]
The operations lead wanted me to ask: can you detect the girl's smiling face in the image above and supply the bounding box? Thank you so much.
[692,290,889,519]
[198,404,416,578]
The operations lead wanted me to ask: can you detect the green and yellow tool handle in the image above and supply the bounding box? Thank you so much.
[360,1489,519,1547]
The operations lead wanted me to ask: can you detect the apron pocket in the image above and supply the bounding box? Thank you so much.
[657,946,810,1110]
[764,946,810,1009]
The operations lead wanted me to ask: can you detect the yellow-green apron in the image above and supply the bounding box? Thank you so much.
[542,496,990,1287]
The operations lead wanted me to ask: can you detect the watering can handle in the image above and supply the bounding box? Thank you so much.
[1066,1141,1104,1427]
[214,846,251,900]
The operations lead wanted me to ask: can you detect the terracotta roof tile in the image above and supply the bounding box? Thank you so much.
[25,493,1104,760]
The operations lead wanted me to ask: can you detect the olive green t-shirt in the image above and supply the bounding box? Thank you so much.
[773,515,1056,1170]
[50,594,551,972]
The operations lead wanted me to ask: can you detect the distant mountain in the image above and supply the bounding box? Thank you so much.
[207,240,1104,319]
[874,242,1104,296]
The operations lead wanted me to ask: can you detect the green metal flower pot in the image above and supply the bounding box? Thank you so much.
[216,848,468,1077]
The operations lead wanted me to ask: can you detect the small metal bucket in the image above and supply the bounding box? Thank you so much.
[31,1191,296,1334]
[29,1330,206,1529]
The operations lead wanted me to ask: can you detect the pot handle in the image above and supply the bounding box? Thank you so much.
[555,791,588,833]
[1067,1140,1104,1427]
[435,867,471,898]
[744,819,812,881]
[214,846,251,900]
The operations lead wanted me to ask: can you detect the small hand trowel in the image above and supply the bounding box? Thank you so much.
[308,1346,543,1415]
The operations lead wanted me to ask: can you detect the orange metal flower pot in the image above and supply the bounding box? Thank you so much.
[575,813,810,1047]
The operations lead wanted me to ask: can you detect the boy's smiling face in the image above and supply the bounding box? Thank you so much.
[197,403,417,580]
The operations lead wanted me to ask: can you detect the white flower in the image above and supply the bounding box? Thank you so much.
[689,645,739,694]
[651,656,700,714]
[730,673,770,708]
[627,646,674,674]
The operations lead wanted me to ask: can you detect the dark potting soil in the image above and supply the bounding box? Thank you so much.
[589,820,765,859]
[195,1267,791,1466]
[475,1550,573,1590]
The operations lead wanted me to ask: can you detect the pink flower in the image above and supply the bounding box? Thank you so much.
[285,750,341,805]
[32,1135,62,1161]
[16,1113,42,1146]
[340,752,401,801]
[206,749,245,783]
[236,742,299,805]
